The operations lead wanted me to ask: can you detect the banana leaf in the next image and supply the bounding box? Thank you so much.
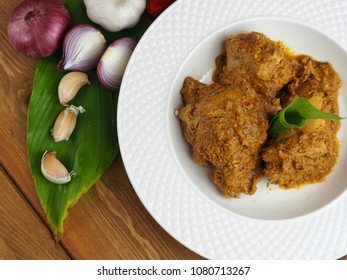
[269,97,343,135]
[27,0,152,238]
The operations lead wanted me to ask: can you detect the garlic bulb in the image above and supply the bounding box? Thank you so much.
[83,0,146,32]
[41,151,73,184]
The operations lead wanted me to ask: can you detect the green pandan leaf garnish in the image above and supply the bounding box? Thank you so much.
[269,97,343,135]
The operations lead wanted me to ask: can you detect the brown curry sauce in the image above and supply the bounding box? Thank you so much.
[176,32,341,198]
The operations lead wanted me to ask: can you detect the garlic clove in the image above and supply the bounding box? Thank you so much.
[58,24,107,71]
[41,151,73,184]
[97,37,137,90]
[58,72,90,105]
[52,105,85,142]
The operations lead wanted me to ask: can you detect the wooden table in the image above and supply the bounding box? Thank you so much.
[0,1,345,260]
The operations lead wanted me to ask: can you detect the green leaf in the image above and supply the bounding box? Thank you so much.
[27,0,151,238]
[269,97,343,135]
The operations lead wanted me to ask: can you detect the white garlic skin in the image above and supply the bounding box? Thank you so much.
[41,151,73,184]
[58,72,90,105]
[84,0,146,32]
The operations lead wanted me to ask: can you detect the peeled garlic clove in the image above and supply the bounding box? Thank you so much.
[58,24,107,71]
[97,37,137,90]
[58,72,90,105]
[41,151,73,184]
[52,105,85,142]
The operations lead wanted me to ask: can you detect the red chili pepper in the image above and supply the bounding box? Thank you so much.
[146,0,176,18]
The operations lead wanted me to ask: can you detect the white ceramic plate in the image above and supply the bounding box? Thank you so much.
[118,0,347,259]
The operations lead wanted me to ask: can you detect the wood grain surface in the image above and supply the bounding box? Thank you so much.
[0,0,345,261]
[0,167,70,260]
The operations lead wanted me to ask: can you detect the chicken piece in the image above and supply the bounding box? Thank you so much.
[176,77,278,197]
[286,55,341,126]
[262,126,339,187]
[180,76,225,105]
[262,57,341,187]
[215,32,295,97]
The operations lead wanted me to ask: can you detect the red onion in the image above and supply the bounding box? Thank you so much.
[97,37,137,91]
[7,0,71,58]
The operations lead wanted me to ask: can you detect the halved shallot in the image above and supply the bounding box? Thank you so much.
[97,37,137,91]
[58,24,106,71]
